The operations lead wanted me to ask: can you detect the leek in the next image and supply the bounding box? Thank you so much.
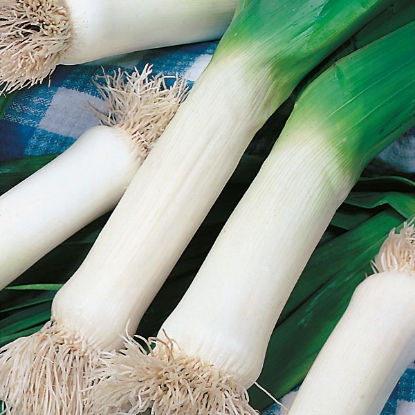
[249,208,412,407]
[286,222,415,415]
[0,66,187,290]
[90,22,415,414]
[0,0,399,412]
[0,0,237,93]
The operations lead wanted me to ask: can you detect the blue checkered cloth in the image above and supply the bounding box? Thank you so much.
[0,41,218,161]
[0,41,414,414]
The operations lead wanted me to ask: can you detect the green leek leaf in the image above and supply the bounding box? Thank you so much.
[330,207,374,230]
[279,208,410,324]
[0,325,45,345]
[346,192,415,218]
[0,154,58,194]
[4,284,63,291]
[0,294,56,314]
[0,301,51,337]
[0,90,17,120]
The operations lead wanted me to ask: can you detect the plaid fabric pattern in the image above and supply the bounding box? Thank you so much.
[0,40,414,414]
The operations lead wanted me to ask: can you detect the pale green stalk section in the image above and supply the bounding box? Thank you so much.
[287,223,415,415]
[0,0,237,92]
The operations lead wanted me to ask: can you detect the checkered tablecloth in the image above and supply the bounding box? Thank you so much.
[0,40,414,414]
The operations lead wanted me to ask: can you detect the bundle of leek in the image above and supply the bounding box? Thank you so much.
[89,21,415,414]
[286,221,415,415]
[0,0,398,412]
[0,0,237,93]
[0,65,187,291]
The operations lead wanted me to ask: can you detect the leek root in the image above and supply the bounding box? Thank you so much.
[0,0,237,93]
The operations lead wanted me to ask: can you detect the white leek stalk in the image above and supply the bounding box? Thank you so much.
[0,65,187,291]
[286,222,415,415]
[0,67,187,415]
[0,0,237,93]
[0,0,397,413]
[88,22,415,415]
